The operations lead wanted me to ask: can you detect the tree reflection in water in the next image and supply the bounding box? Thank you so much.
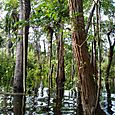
[0,80,115,114]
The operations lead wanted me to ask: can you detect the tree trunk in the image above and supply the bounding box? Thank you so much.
[23,0,31,92]
[13,41,23,92]
[43,40,46,56]
[68,0,105,114]
[95,2,102,111]
[47,26,53,112]
[13,0,24,92]
[47,26,53,87]
[13,95,25,115]
[93,18,98,80]
[56,26,65,85]
[58,29,65,82]
[13,0,30,93]
[106,31,115,86]
[71,57,75,80]
[105,31,115,114]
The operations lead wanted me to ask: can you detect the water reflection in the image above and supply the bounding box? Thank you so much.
[0,84,115,114]
[106,90,114,114]
[0,94,13,114]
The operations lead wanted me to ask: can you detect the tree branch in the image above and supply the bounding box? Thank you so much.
[113,38,115,47]
[107,30,112,47]
[85,3,96,34]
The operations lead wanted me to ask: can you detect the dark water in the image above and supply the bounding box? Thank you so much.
[101,93,115,115]
[0,84,115,115]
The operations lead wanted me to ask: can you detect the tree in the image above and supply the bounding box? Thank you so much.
[68,0,105,114]
[23,0,31,92]
[105,29,115,114]
[13,0,31,92]
[13,0,24,92]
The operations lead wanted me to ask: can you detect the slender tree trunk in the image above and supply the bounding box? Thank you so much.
[54,77,64,115]
[93,18,98,80]
[71,57,75,80]
[58,28,65,82]
[43,40,46,56]
[7,33,13,56]
[47,26,53,112]
[56,26,65,85]
[68,0,105,114]
[13,0,24,92]
[35,41,41,62]
[94,40,97,80]
[76,89,83,115]
[106,31,115,87]
[95,2,102,111]
[85,3,96,34]
[13,95,25,115]
[105,31,115,114]
[47,26,53,87]
[23,0,31,92]
[13,0,30,92]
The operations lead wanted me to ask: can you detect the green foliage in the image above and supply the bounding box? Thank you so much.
[4,0,18,10]
[27,50,49,89]
[83,0,93,12]
[30,0,69,30]
[101,0,115,16]
[0,51,15,90]
[5,9,19,34]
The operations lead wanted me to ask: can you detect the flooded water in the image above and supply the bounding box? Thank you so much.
[0,84,115,115]
[101,93,115,115]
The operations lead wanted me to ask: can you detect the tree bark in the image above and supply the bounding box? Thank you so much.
[13,0,24,92]
[95,2,102,111]
[68,0,105,114]
[13,95,25,115]
[55,27,65,85]
[58,29,65,82]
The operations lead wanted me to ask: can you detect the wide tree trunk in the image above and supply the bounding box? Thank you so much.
[68,0,105,114]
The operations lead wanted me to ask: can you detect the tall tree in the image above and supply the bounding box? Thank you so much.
[55,26,65,100]
[13,0,24,92]
[105,29,115,114]
[56,26,65,86]
[23,0,31,92]
[13,0,31,92]
[68,0,105,114]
